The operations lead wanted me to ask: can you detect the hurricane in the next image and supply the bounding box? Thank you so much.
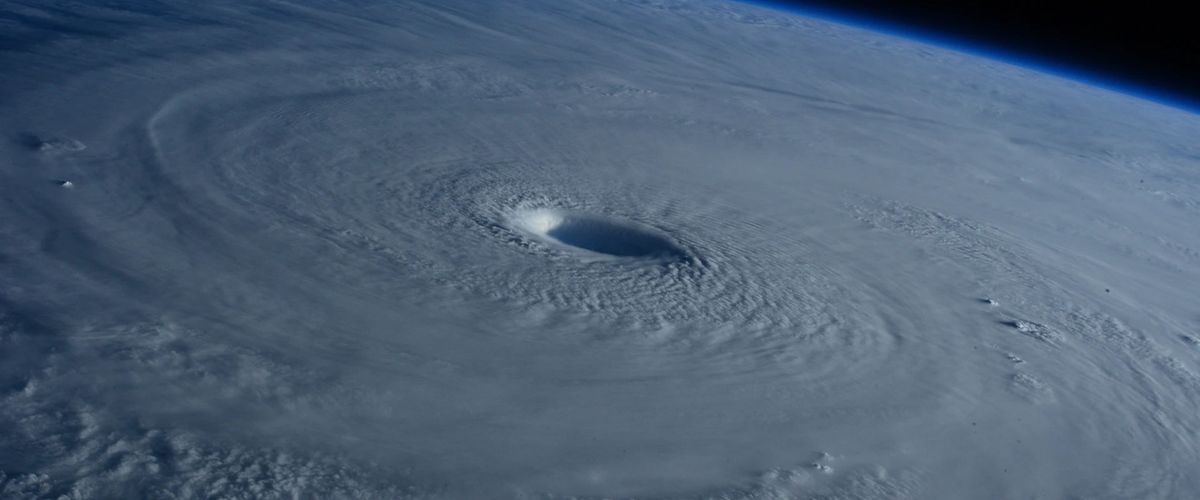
[2,0,1199,498]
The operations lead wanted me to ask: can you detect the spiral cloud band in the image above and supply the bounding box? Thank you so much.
[2,0,1199,498]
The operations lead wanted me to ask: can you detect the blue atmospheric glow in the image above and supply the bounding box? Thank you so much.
[747,1,1200,114]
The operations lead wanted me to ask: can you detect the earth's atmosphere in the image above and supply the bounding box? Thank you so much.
[2,0,1199,498]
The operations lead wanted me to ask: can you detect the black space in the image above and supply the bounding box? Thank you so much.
[766,1,1200,110]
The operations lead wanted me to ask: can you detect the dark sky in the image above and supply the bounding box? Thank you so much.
[763,1,1200,111]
